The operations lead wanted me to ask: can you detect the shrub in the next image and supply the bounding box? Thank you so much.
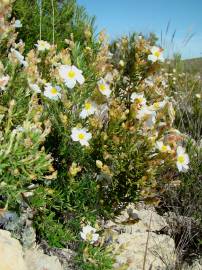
[0,1,191,262]
[12,0,96,51]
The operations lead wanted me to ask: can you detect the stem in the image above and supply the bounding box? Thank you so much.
[39,0,42,40]
[143,213,152,270]
[51,0,55,44]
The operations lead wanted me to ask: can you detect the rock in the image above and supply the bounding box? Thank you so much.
[103,203,176,270]
[0,229,27,270]
[113,232,176,270]
[0,229,64,270]
[24,248,63,270]
[39,240,76,270]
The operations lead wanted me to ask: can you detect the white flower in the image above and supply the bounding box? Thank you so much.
[156,141,171,153]
[10,48,28,67]
[29,83,41,93]
[98,78,111,98]
[150,100,166,111]
[148,46,164,62]
[0,75,9,90]
[195,93,201,99]
[80,100,98,119]
[176,146,190,172]
[14,20,22,28]
[35,40,51,51]
[59,65,84,89]
[44,83,61,100]
[80,225,99,244]
[136,105,156,128]
[71,127,92,146]
[131,92,146,105]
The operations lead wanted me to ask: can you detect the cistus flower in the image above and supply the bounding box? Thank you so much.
[150,100,166,111]
[136,105,156,128]
[0,75,9,90]
[131,92,146,105]
[80,225,99,244]
[35,40,51,51]
[44,83,61,100]
[29,83,41,93]
[98,78,111,98]
[59,65,85,89]
[176,146,190,172]
[80,100,98,119]
[71,127,92,146]
[10,48,28,67]
[14,20,22,28]
[156,141,171,153]
[148,46,164,62]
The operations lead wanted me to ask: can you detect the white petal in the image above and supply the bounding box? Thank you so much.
[177,146,185,155]
[80,110,88,119]
[151,46,159,54]
[59,65,71,80]
[91,233,99,243]
[184,154,190,164]
[65,79,76,89]
[148,54,157,62]
[80,139,89,146]
[177,162,183,172]
[85,132,92,140]
[76,73,85,85]
[182,164,189,172]
[80,232,86,240]
[156,141,163,149]
[72,65,83,74]
[83,225,96,234]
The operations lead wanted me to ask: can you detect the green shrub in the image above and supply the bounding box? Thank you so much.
[0,2,191,266]
[12,0,96,51]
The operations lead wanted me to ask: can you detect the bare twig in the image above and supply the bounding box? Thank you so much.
[143,213,153,270]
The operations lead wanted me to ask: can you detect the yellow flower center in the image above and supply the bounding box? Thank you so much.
[67,70,76,79]
[78,133,85,140]
[177,155,185,164]
[154,102,160,109]
[86,232,93,241]
[154,51,160,57]
[51,87,58,94]
[85,102,92,110]
[137,97,144,103]
[161,145,168,152]
[99,84,106,91]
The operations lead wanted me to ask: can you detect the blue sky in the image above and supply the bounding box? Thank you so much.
[77,0,202,59]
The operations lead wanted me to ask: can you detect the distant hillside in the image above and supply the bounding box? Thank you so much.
[183,57,202,74]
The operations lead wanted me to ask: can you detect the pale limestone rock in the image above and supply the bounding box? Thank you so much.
[24,248,63,270]
[0,229,64,270]
[113,232,176,269]
[0,229,27,270]
[114,204,167,232]
[104,203,176,270]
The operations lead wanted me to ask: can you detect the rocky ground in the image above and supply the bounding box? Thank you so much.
[0,203,201,270]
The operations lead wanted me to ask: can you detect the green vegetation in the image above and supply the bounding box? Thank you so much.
[0,0,201,268]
